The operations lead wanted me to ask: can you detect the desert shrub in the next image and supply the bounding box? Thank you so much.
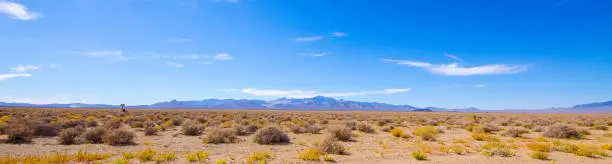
[483,148,515,157]
[452,145,465,155]
[182,121,204,136]
[138,148,156,161]
[171,118,183,126]
[482,124,501,133]
[130,121,143,128]
[414,126,438,141]
[391,127,404,137]
[543,124,581,139]
[472,133,499,141]
[305,124,323,134]
[185,151,210,162]
[57,127,84,145]
[344,121,357,130]
[30,121,59,137]
[5,124,33,144]
[526,143,553,152]
[289,124,306,134]
[533,126,545,132]
[61,120,86,129]
[144,126,158,136]
[438,145,451,153]
[246,151,272,164]
[328,126,353,141]
[529,151,549,160]
[233,125,248,136]
[104,120,122,129]
[253,126,289,144]
[593,124,608,131]
[103,129,135,145]
[244,124,259,133]
[154,152,176,162]
[316,137,346,155]
[83,127,106,144]
[602,143,612,150]
[356,122,375,133]
[382,125,394,132]
[299,148,322,161]
[412,151,427,160]
[86,120,98,127]
[203,128,239,144]
[502,128,529,138]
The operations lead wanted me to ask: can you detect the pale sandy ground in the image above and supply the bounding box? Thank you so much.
[1,124,610,164]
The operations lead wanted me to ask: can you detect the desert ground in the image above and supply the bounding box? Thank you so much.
[0,108,610,164]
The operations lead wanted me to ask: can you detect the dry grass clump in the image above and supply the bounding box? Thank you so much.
[181,120,204,136]
[502,128,529,138]
[57,127,84,145]
[543,124,582,139]
[103,128,135,145]
[345,121,357,130]
[356,122,375,133]
[328,126,353,141]
[29,121,59,137]
[253,126,289,144]
[316,137,347,155]
[412,151,428,160]
[414,126,438,141]
[299,148,323,161]
[204,128,239,144]
[528,151,549,160]
[5,124,34,144]
[83,127,106,144]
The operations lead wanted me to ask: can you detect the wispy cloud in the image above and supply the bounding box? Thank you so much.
[296,36,324,42]
[0,1,41,20]
[77,50,128,61]
[444,52,463,61]
[166,62,184,68]
[474,84,486,88]
[0,94,87,104]
[0,73,31,81]
[331,32,347,37]
[11,65,39,73]
[168,37,192,42]
[299,52,329,57]
[224,88,411,98]
[382,59,528,76]
[214,53,234,61]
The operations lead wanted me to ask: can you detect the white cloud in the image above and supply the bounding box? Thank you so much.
[299,52,329,57]
[0,94,87,104]
[201,62,213,65]
[474,84,486,88]
[166,62,184,68]
[0,73,31,81]
[78,50,128,61]
[168,37,192,42]
[382,59,527,76]
[214,53,234,61]
[224,88,411,98]
[296,36,324,42]
[11,65,39,73]
[0,1,41,20]
[331,32,347,37]
[444,52,463,61]
[49,63,61,69]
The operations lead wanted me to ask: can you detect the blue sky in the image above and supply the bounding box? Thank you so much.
[1,0,611,109]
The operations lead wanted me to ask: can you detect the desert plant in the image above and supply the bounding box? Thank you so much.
[5,124,34,144]
[57,127,84,145]
[328,126,353,141]
[412,151,427,160]
[316,137,346,155]
[103,129,135,145]
[543,124,581,139]
[144,126,158,136]
[503,128,529,138]
[182,120,204,136]
[356,122,375,133]
[203,128,239,144]
[345,121,357,130]
[529,151,549,160]
[414,126,438,141]
[83,127,106,144]
[253,126,289,144]
[138,148,156,161]
[299,148,322,161]
[391,127,404,137]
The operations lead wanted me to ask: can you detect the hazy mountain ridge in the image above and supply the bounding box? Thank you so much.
[2,97,611,113]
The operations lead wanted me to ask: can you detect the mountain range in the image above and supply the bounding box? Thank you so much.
[1,96,611,113]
